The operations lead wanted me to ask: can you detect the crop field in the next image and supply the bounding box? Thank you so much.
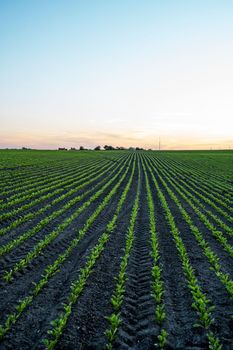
[0,149,232,350]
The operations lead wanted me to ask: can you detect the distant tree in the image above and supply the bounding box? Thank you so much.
[58,147,67,151]
[70,147,77,151]
[79,146,84,150]
[94,145,101,150]
[104,145,115,150]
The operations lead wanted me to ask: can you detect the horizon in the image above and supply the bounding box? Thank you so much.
[1,1,233,150]
[1,146,232,152]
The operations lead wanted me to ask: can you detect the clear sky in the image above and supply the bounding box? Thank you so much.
[0,0,233,150]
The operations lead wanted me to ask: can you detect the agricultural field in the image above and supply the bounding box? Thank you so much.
[0,149,232,350]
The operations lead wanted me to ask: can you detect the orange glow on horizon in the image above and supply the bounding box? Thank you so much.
[0,130,232,151]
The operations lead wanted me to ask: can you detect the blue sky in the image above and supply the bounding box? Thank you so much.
[0,0,233,149]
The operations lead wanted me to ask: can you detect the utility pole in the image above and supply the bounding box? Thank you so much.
[159,137,161,151]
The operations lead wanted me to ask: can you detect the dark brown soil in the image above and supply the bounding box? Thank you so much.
[0,151,232,350]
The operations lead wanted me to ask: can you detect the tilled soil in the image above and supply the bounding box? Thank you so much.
[0,150,232,350]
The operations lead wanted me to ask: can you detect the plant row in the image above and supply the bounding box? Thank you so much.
[144,157,222,350]
[0,158,110,213]
[104,163,140,350]
[142,157,168,348]
[145,155,233,297]
[154,156,233,218]
[0,157,99,199]
[150,156,233,235]
[156,153,233,196]
[1,155,133,282]
[147,156,233,259]
[42,155,138,350]
[0,155,136,345]
[0,155,122,236]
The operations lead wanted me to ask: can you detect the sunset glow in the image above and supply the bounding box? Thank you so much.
[0,1,233,149]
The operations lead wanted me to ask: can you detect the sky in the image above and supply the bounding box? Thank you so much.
[0,0,233,150]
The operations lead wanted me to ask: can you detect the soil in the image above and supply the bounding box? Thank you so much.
[0,151,232,350]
